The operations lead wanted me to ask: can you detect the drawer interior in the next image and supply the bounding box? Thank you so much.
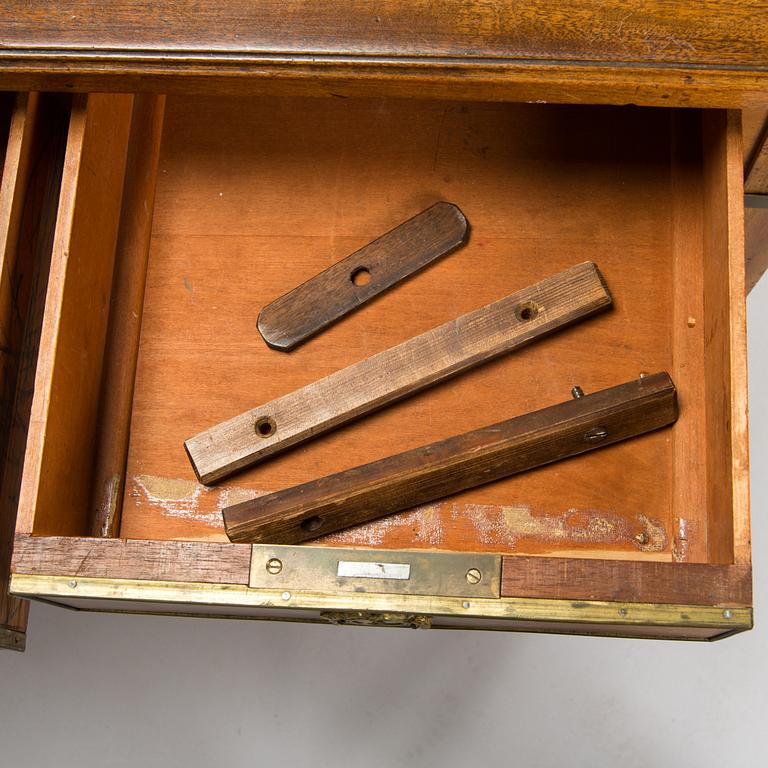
[14,94,748,569]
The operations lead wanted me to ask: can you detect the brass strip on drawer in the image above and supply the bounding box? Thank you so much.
[248,544,501,599]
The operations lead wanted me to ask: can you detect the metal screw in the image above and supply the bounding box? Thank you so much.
[266,558,283,575]
[571,386,584,399]
[639,371,650,379]
[723,609,733,620]
[687,317,697,328]
[635,532,650,546]
[462,601,471,609]
[584,427,608,443]
[466,568,482,584]
[281,591,291,601]
[618,607,628,617]
[67,580,77,589]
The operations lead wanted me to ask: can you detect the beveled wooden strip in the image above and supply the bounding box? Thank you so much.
[223,373,677,544]
[0,94,70,648]
[745,119,768,195]
[501,557,752,607]
[258,201,468,351]
[15,93,134,537]
[745,110,768,292]
[12,535,252,585]
[89,94,166,537]
[186,261,612,484]
[746,208,768,293]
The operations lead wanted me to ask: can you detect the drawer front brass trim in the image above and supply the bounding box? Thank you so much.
[249,544,501,599]
[10,574,752,637]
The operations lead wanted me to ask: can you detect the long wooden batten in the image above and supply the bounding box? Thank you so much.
[186,261,612,484]
[223,372,678,544]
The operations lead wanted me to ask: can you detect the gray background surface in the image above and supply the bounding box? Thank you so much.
[1,280,766,768]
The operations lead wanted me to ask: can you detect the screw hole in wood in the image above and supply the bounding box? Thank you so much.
[255,416,276,438]
[351,267,372,286]
[514,301,539,322]
[301,516,324,532]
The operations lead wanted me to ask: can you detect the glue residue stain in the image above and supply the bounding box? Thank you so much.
[322,503,445,547]
[130,474,668,553]
[132,475,268,529]
[323,501,666,552]
[218,486,265,508]
[637,513,667,553]
[672,517,691,562]
[133,474,217,526]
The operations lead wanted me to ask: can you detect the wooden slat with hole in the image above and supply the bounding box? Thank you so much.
[257,201,468,351]
[0,2,767,108]
[223,373,678,544]
[501,556,752,606]
[12,535,251,585]
[186,261,612,484]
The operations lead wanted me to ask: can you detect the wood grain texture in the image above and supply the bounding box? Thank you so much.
[88,94,166,537]
[0,93,38,647]
[223,373,678,544]
[257,201,468,351]
[0,94,70,646]
[0,1,767,108]
[743,108,768,166]
[745,117,768,195]
[117,98,693,557]
[12,535,251,585]
[187,261,612,484]
[722,112,751,566]
[669,109,707,563]
[501,557,751,606]
[15,93,134,536]
[702,111,750,565]
[744,110,768,292]
[745,207,768,293]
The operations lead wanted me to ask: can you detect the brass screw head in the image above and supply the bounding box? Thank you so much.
[466,568,482,584]
[266,558,283,575]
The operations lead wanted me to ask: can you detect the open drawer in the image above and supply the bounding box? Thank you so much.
[8,93,750,640]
